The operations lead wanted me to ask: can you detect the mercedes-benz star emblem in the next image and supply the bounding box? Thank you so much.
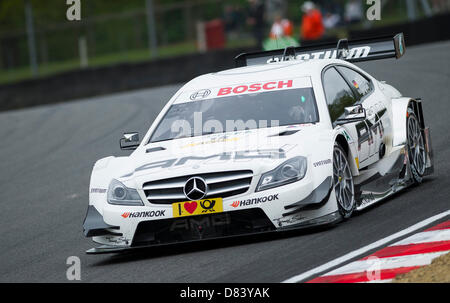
[183,177,208,201]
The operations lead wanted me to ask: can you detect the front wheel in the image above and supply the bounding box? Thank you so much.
[333,144,356,219]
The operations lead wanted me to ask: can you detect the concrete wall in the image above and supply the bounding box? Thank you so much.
[0,47,253,111]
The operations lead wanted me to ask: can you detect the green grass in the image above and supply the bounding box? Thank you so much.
[0,41,196,84]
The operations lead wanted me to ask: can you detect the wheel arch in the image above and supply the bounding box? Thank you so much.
[335,133,359,176]
[391,97,424,147]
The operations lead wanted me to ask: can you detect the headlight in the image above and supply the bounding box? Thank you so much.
[107,179,144,206]
[256,156,307,191]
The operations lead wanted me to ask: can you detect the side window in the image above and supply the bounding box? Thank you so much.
[336,66,373,99]
[323,67,358,122]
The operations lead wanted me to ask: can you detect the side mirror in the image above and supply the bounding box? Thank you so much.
[120,132,140,150]
[335,104,366,125]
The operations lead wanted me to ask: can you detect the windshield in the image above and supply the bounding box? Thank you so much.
[149,87,318,143]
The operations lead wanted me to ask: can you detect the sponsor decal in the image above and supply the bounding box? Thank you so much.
[230,194,279,208]
[181,135,240,149]
[342,130,353,143]
[129,149,286,176]
[173,198,223,217]
[274,214,305,227]
[90,188,106,193]
[286,123,313,129]
[266,46,371,64]
[360,192,375,206]
[399,36,404,54]
[170,213,230,231]
[190,89,211,100]
[355,104,386,151]
[313,159,332,167]
[174,77,311,104]
[217,80,293,96]
[121,210,166,219]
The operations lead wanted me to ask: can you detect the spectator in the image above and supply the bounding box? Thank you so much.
[344,0,363,24]
[270,15,285,39]
[264,13,298,51]
[323,12,341,29]
[300,1,325,41]
[270,15,294,39]
[224,5,240,39]
[281,18,294,37]
[247,0,266,49]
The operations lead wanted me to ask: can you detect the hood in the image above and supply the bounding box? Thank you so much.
[119,124,325,183]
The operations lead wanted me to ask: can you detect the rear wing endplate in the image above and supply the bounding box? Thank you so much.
[235,33,405,67]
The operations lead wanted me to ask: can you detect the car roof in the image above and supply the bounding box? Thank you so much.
[180,59,350,91]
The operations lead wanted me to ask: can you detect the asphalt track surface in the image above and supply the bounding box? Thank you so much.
[0,41,449,283]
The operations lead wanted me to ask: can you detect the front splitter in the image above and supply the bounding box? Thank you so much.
[86,211,341,254]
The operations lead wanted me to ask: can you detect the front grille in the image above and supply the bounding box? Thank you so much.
[131,208,275,246]
[143,170,253,204]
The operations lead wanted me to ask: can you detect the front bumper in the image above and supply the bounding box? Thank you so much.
[83,205,120,237]
[84,175,339,254]
[84,208,275,254]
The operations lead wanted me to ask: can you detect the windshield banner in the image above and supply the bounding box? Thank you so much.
[174,77,312,104]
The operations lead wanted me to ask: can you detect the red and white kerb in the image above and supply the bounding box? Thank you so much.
[307,220,450,283]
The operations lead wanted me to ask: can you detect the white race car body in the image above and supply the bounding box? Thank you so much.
[84,34,433,254]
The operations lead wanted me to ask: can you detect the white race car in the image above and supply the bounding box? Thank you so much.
[83,33,433,254]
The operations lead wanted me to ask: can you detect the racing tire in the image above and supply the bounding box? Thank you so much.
[333,143,356,219]
[406,109,426,184]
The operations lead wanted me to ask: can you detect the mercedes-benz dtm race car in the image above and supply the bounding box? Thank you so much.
[83,33,433,254]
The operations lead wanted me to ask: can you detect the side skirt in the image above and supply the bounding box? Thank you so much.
[354,145,413,211]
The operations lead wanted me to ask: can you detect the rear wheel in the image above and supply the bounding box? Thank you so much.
[407,110,426,184]
[333,144,355,219]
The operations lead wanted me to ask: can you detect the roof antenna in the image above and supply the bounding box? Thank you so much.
[336,38,349,59]
[282,46,296,61]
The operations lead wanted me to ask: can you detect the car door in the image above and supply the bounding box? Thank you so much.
[336,66,388,166]
[322,66,371,166]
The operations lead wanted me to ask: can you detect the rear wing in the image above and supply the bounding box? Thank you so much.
[235,33,405,67]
